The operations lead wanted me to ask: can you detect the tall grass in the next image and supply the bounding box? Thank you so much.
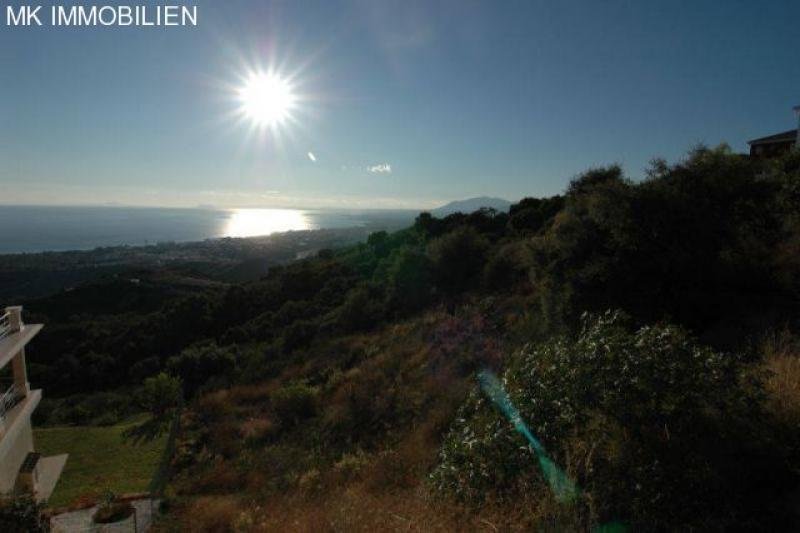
[763,328,800,425]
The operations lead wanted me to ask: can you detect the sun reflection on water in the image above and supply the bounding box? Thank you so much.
[223,208,310,238]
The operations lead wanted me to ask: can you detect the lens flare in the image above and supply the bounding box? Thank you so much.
[478,370,579,503]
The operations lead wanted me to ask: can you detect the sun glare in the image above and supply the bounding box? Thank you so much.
[238,72,297,128]
[224,208,309,238]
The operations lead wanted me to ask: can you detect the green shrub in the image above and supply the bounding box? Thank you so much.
[432,311,794,530]
[272,383,319,425]
[335,285,384,332]
[385,248,433,315]
[68,404,92,425]
[483,241,530,290]
[129,356,161,382]
[281,320,317,353]
[273,300,312,327]
[332,451,369,481]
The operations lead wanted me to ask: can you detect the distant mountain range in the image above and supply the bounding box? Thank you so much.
[430,196,512,217]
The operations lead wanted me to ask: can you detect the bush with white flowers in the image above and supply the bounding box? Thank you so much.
[432,311,792,529]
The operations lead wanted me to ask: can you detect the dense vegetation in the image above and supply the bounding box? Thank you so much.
[432,311,787,529]
[15,145,800,529]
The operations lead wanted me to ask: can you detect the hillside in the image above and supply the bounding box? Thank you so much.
[431,196,511,217]
[13,146,800,530]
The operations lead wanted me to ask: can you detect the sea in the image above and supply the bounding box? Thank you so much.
[0,205,418,254]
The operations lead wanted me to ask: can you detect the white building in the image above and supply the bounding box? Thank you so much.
[0,306,66,502]
[747,105,800,157]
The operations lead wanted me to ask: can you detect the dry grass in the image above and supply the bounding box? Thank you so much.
[239,416,278,443]
[186,461,247,495]
[162,495,242,532]
[763,328,800,425]
[162,309,527,531]
[227,383,275,404]
[164,484,559,533]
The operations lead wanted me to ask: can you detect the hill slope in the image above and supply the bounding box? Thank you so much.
[17,145,800,531]
[431,196,511,216]
[156,146,800,531]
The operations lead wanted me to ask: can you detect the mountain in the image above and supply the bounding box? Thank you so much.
[430,196,512,216]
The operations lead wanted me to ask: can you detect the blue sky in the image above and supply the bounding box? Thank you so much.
[1,0,799,209]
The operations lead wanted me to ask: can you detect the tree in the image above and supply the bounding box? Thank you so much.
[483,241,530,290]
[125,372,182,443]
[530,148,792,334]
[427,227,489,298]
[385,248,433,314]
[141,372,182,418]
[509,195,564,234]
[166,342,236,396]
[413,212,441,238]
[367,231,391,258]
[336,285,384,331]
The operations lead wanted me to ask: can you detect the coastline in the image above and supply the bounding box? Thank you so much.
[0,205,418,255]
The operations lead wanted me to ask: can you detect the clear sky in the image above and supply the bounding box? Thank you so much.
[1,0,799,209]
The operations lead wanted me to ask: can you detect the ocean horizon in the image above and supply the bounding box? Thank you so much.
[0,205,418,254]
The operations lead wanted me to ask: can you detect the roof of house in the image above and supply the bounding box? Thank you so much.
[748,129,798,145]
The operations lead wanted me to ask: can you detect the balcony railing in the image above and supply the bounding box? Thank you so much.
[0,312,11,341]
[0,379,22,420]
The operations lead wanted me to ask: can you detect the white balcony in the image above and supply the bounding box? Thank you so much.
[0,379,23,422]
[0,389,40,446]
[0,305,65,502]
[0,307,40,401]
[0,311,12,341]
[0,323,42,371]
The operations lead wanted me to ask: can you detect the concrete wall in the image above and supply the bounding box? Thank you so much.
[0,418,33,494]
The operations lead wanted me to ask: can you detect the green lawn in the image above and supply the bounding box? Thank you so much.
[34,416,167,508]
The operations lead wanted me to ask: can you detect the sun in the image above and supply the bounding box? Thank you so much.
[238,72,297,128]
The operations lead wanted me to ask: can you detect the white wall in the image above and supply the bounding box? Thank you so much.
[0,419,34,494]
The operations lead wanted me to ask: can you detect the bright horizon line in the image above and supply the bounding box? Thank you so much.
[0,201,430,212]
[0,191,447,211]
[0,187,518,212]
[0,197,516,212]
